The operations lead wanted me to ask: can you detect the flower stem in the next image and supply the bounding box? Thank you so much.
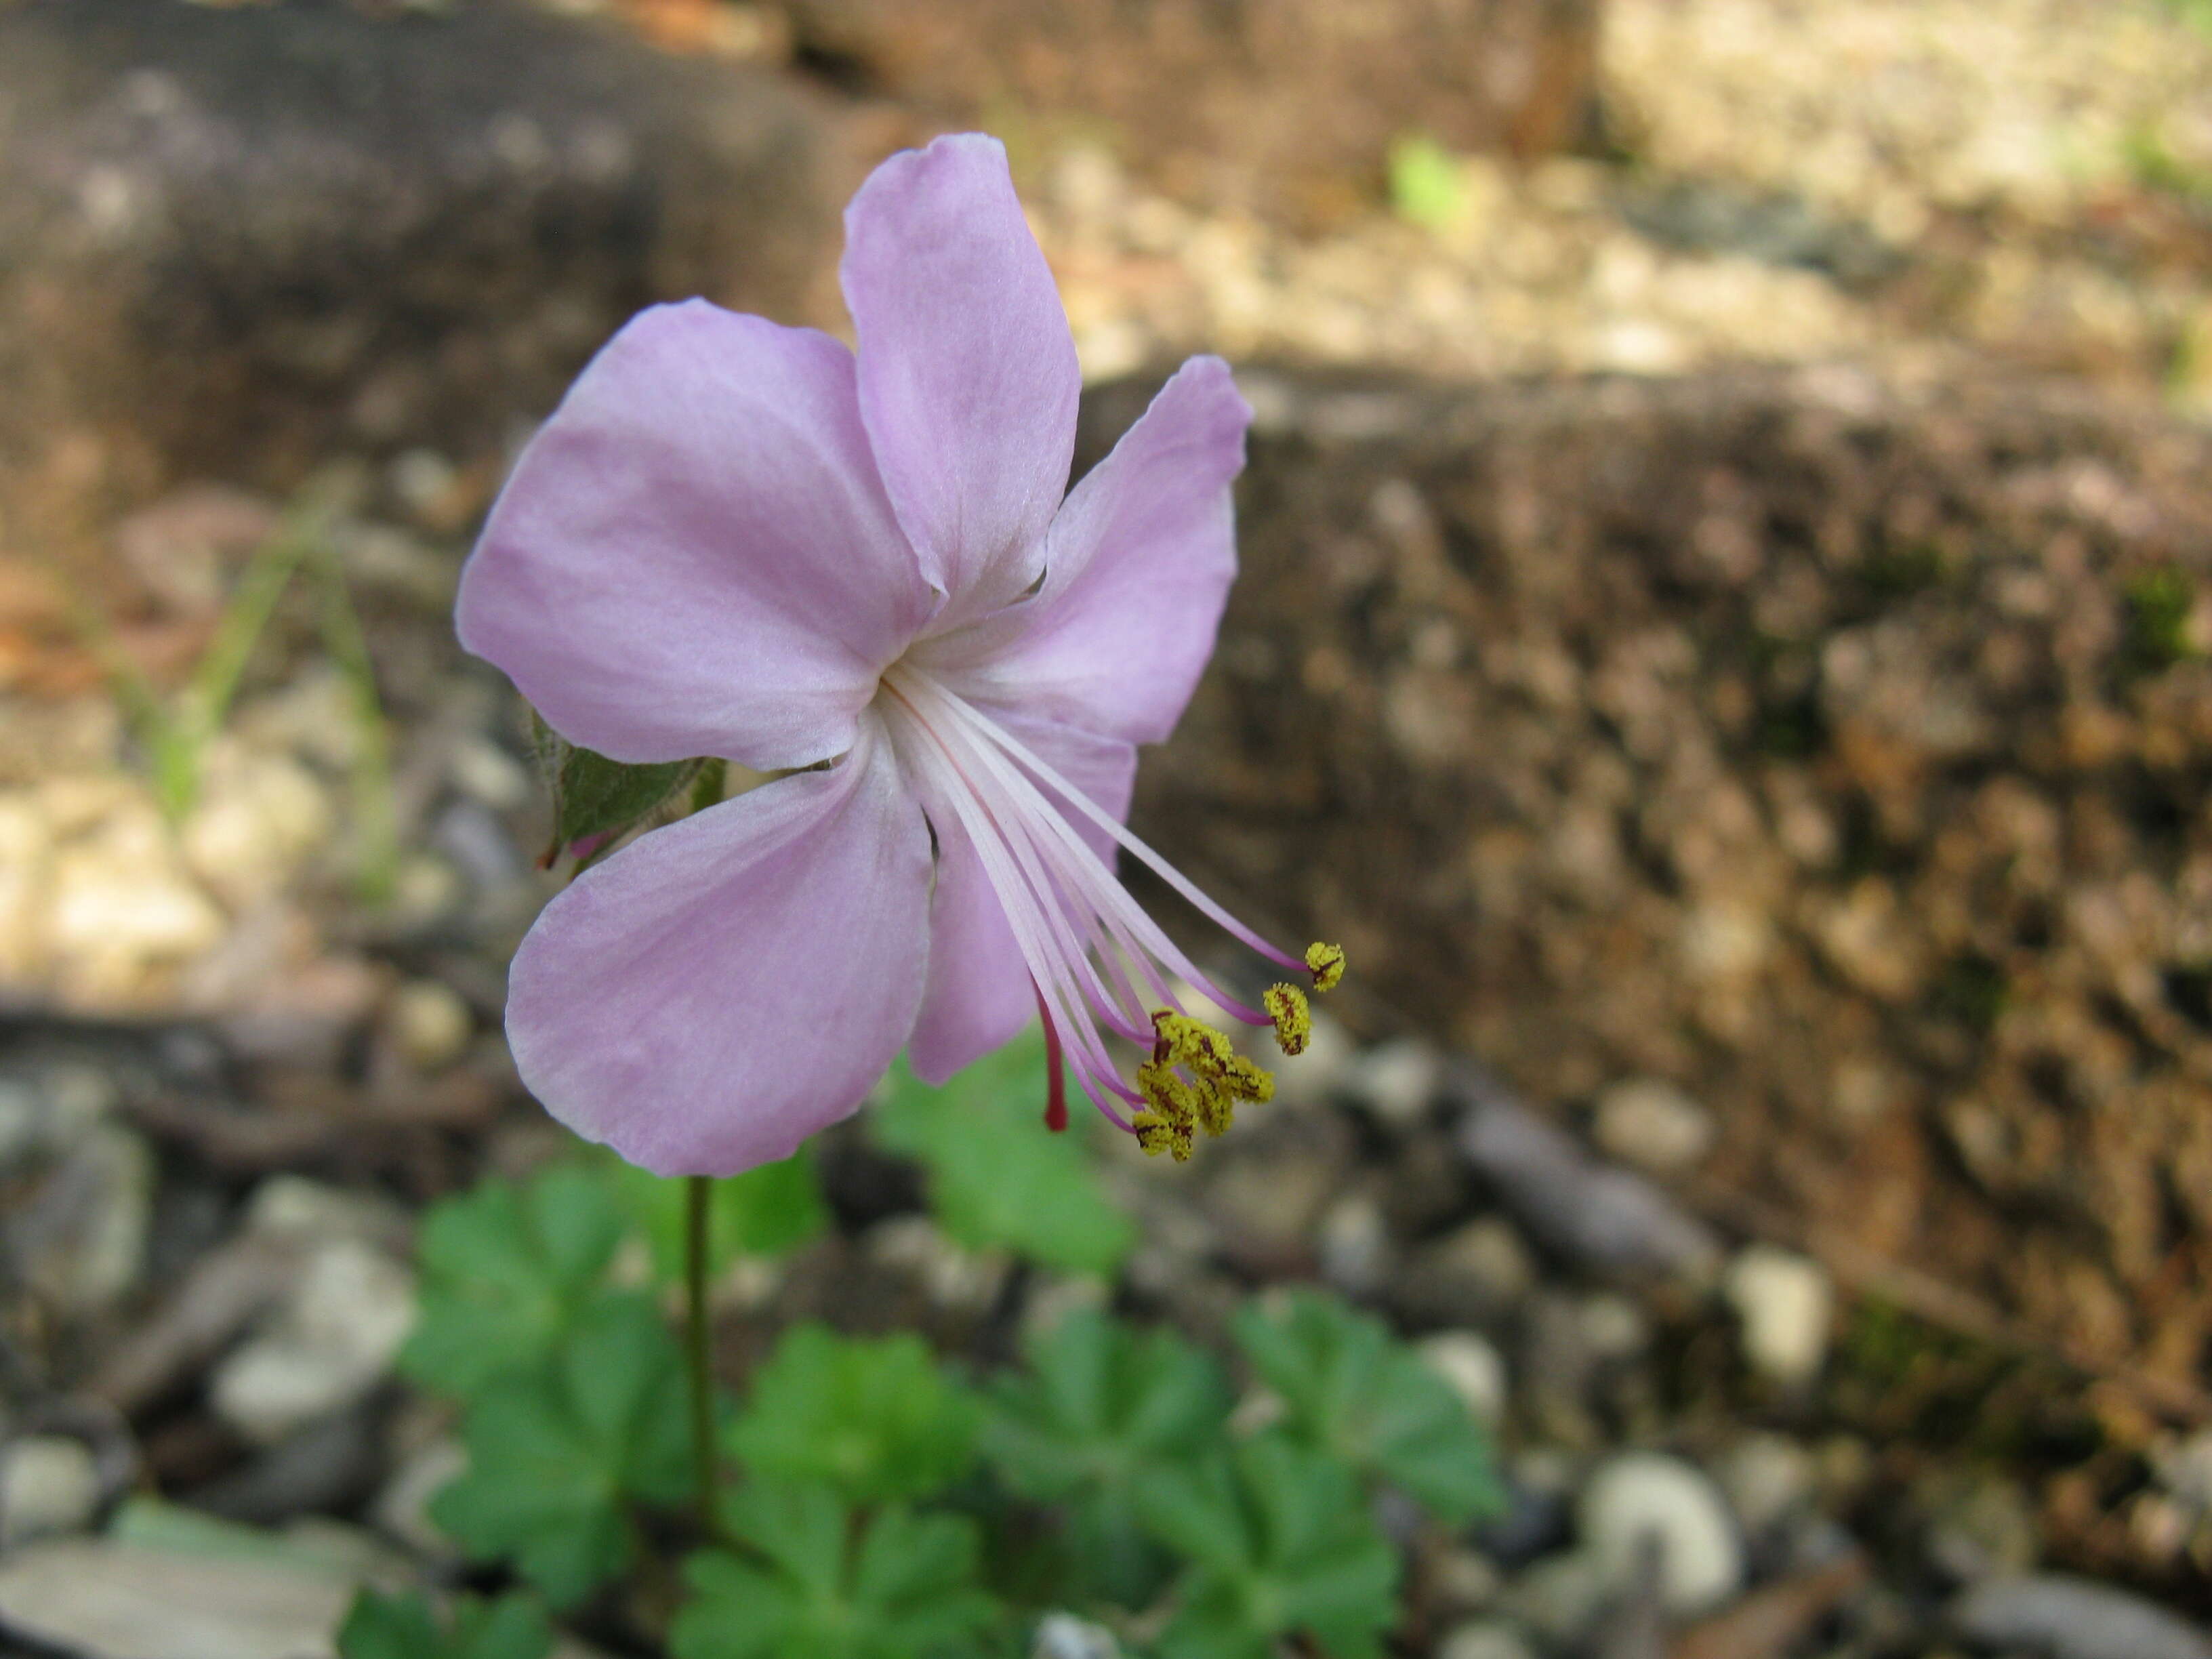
[684,1173,717,1534]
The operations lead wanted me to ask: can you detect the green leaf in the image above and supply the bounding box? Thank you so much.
[534,716,705,857]
[984,1309,1233,1603]
[726,1324,980,1504]
[872,1039,1134,1273]
[400,1164,627,1399]
[605,1152,827,1285]
[1231,1290,1502,1528]
[339,1589,554,1659]
[673,1479,1002,1659]
[1137,1436,1399,1659]
[430,1294,692,1608]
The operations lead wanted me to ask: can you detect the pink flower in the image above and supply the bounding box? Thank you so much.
[457,134,1338,1176]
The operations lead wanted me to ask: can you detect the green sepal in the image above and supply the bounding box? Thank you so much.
[530,712,714,863]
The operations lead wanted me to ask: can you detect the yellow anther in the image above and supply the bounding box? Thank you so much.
[1191,1071,1235,1138]
[1151,1010,1237,1078]
[1221,1052,1275,1105]
[1305,942,1346,994]
[1136,1059,1199,1128]
[1263,983,1311,1056]
[1132,1109,1194,1162]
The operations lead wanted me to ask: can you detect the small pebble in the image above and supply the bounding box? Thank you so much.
[1950,1573,2212,1659]
[382,979,474,1071]
[1435,1617,1539,1659]
[1593,1077,1716,1173]
[1578,1451,1746,1616]
[1418,1331,1510,1425]
[1715,1433,1816,1538]
[1341,1036,1442,1128]
[1318,1192,1393,1295]
[0,1437,102,1546]
[1031,1612,1124,1659]
[1723,1244,1833,1386]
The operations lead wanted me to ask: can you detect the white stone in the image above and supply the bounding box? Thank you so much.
[1578,1451,1745,1616]
[1593,1078,1716,1174]
[1724,1245,1835,1387]
[1317,1192,1392,1296]
[211,1240,416,1444]
[50,807,226,1004]
[382,979,474,1071]
[371,1438,466,1557]
[0,1437,101,1545]
[0,1538,352,1659]
[1436,1619,1539,1659]
[0,794,54,981]
[1418,1331,1510,1425]
[182,752,331,907]
[1031,1612,1124,1659]
[1341,1037,1442,1127]
[1715,1433,1816,1536]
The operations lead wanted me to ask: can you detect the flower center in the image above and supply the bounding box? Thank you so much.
[874,662,1342,1158]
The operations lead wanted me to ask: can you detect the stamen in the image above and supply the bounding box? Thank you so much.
[1306,941,1346,993]
[1033,979,1068,1132]
[1262,983,1312,1056]
[876,665,1342,1160]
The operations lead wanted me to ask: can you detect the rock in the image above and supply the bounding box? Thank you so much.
[1103,363,2212,1392]
[180,750,332,908]
[210,1239,415,1445]
[1397,1215,1538,1328]
[1578,1292,1651,1364]
[9,1124,154,1315]
[1031,1612,1125,1659]
[1429,1548,1503,1614]
[371,1437,466,1558]
[47,804,226,1007]
[1317,1191,1393,1296]
[1723,1246,1834,1387]
[2154,1428,2212,1519]
[1454,1078,1723,1282]
[1592,1078,1716,1174]
[1435,1618,1539,1659]
[380,979,474,1073]
[1578,1452,1746,1616]
[0,1436,102,1546]
[244,1175,412,1252]
[1340,1037,1443,1128]
[1713,1433,1816,1539]
[0,0,837,571]
[1499,1549,1612,1645]
[1267,1005,1356,1110]
[1418,1331,1510,1427]
[1950,1574,2212,1659]
[0,1537,354,1659]
[1923,1471,2040,1583]
[190,1406,386,1527]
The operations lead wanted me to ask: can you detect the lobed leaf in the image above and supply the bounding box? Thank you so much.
[1136,1435,1399,1659]
[1232,1289,1502,1526]
[672,1479,1002,1659]
[872,1040,1134,1274]
[401,1164,627,1399]
[726,1324,981,1504]
[984,1309,1233,1603]
[430,1294,692,1608]
[338,1589,554,1659]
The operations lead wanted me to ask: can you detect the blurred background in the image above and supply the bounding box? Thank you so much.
[5,0,2212,1654]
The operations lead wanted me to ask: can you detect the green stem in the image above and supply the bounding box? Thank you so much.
[684,1173,718,1535]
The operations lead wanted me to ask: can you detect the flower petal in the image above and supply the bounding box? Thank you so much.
[506,716,932,1176]
[903,714,1135,1086]
[456,300,934,771]
[928,356,1251,746]
[841,134,1080,622]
